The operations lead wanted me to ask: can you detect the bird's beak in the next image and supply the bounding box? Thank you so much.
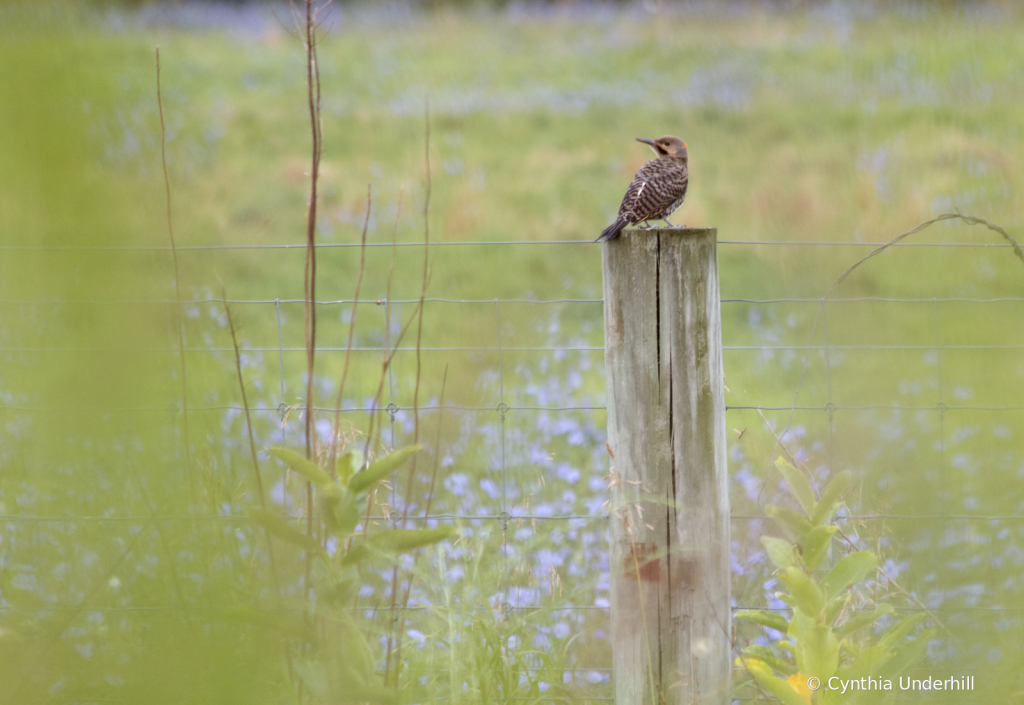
[636,138,656,147]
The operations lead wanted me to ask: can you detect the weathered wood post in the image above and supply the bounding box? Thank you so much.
[602,227,731,705]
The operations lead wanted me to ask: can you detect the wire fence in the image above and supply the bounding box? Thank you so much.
[2,234,1023,701]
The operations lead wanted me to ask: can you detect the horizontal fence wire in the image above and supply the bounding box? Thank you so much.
[3,344,1024,352]
[4,403,1023,412]
[2,296,1022,305]
[3,513,1022,523]
[0,239,1018,251]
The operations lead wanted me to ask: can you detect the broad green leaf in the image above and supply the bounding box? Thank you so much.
[317,484,360,538]
[799,623,839,683]
[341,542,373,568]
[268,447,333,487]
[878,612,926,653]
[824,591,852,625]
[368,526,456,552]
[767,505,814,544]
[738,658,810,705]
[348,445,423,495]
[786,567,824,618]
[776,457,817,516]
[821,551,877,597]
[762,536,797,571]
[839,643,888,680]
[775,592,796,608]
[835,604,893,637]
[802,525,837,569]
[735,609,789,633]
[248,508,325,557]
[788,608,815,672]
[810,471,851,526]
[742,645,798,676]
[336,450,363,488]
[879,630,935,680]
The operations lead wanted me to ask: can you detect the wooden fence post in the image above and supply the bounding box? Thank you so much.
[602,227,731,705]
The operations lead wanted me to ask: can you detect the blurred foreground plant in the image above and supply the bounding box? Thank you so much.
[241,444,455,704]
[735,458,934,704]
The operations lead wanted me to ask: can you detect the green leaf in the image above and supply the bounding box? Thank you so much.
[762,536,797,571]
[799,623,839,683]
[801,525,837,570]
[775,592,796,608]
[878,612,926,653]
[340,542,373,569]
[836,643,887,681]
[786,567,824,619]
[336,450,363,488]
[766,505,814,544]
[735,609,790,633]
[248,508,324,556]
[776,457,816,516]
[879,630,935,680]
[268,447,333,487]
[810,471,851,526]
[368,526,456,552]
[821,551,877,597]
[788,607,815,671]
[835,604,893,637]
[737,658,810,705]
[317,484,360,538]
[348,445,423,495]
[824,591,851,625]
[742,645,798,676]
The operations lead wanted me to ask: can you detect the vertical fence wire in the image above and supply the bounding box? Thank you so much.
[821,298,837,569]
[493,299,512,614]
[385,297,398,513]
[933,297,947,514]
[275,298,288,443]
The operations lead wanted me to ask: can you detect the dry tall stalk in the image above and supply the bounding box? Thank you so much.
[330,185,373,467]
[222,291,296,680]
[155,47,194,498]
[295,0,331,632]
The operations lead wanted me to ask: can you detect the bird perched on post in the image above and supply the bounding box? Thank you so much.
[596,136,689,242]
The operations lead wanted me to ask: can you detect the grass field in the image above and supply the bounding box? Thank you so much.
[2,3,1024,702]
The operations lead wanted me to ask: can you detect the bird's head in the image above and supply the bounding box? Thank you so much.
[636,135,687,159]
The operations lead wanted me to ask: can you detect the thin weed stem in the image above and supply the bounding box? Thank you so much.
[222,290,296,680]
[330,185,373,468]
[155,47,194,500]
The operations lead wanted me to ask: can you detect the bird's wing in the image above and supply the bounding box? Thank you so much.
[617,167,654,220]
[620,161,689,221]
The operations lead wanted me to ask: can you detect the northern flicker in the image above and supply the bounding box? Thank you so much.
[596,136,689,242]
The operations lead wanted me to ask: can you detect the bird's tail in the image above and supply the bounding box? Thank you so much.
[596,217,628,243]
